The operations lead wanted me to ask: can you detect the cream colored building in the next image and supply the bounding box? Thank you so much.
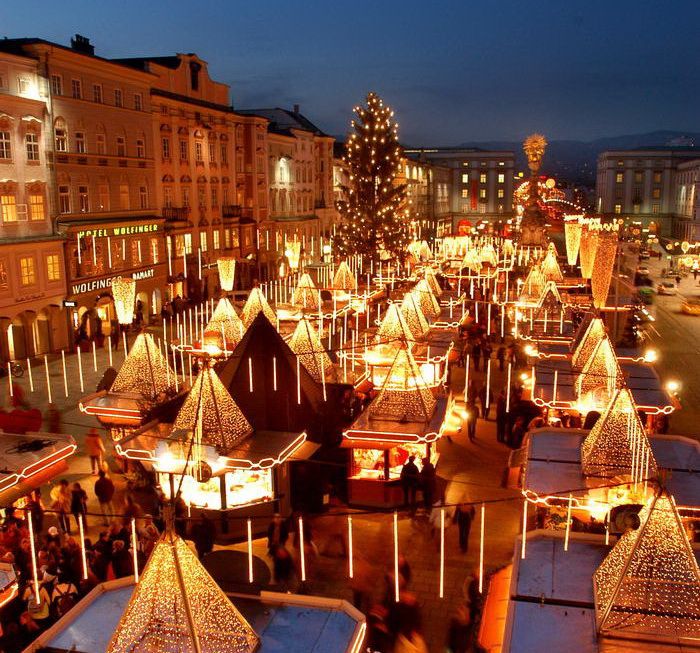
[0,49,69,360]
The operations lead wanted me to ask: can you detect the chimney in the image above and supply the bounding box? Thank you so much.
[70,34,94,55]
[293,104,300,114]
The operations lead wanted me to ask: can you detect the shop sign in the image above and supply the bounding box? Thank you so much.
[76,223,159,239]
[70,267,156,296]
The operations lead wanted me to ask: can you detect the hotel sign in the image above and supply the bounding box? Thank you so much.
[70,268,155,296]
[76,223,160,239]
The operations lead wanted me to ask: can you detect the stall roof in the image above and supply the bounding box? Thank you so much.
[522,429,700,509]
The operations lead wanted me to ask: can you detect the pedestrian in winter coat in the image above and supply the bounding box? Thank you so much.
[70,482,88,530]
[419,458,437,510]
[400,456,420,512]
[94,470,115,526]
[455,503,476,553]
[51,479,72,534]
[85,428,106,474]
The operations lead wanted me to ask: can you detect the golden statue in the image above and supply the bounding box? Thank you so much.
[520,133,548,246]
[524,133,547,175]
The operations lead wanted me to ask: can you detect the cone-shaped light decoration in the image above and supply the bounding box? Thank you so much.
[112,276,136,325]
[593,490,700,641]
[400,293,430,340]
[572,316,607,370]
[241,287,276,328]
[580,387,658,479]
[291,272,319,310]
[564,215,584,266]
[217,257,236,292]
[377,303,415,344]
[579,220,600,280]
[173,366,252,452]
[289,318,333,382]
[370,347,436,421]
[520,265,546,302]
[107,530,259,653]
[424,267,442,296]
[540,242,563,283]
[204,298,244,350]
[576,334,623,400]
[111,332,177,400]
[461,250,482,274]
[591,225,619,309]
[412,279,440,320]
[332,261,357,292]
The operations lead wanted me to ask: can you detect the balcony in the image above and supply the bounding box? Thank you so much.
[162,206,191,221]
[222,204,242,218]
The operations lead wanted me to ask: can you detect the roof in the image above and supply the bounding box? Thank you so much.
[112,55,183,70]
[237,108,330,137]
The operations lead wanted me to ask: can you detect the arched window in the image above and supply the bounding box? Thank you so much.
[54,118,68,152]
[278,158,290,184]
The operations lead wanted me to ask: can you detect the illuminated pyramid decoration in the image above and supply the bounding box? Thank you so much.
[479,243,498,266]
[593,490,700,642]
[412,279,440,320]
[581,388,658,480]
[289,317,332,382]
[418,240,432,261]
[370,347,436,421]
[291,272,320,310]
[572,316,607,370]
[241,287,276,329]
[576,334,623,399]
[520,265,546,302]
[540,243,564,283]
[204,298,244,349]
[536,280,562,311]
[111,332,176,401]
[461,250,482,274]
[400,293,430,340]
[107,530,259,653]
[172,366,252,453]
[377,303,414,344]
[332,261,357,292]
[424,267,442,296]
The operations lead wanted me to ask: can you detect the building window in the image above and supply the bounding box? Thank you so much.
[96,133,106,155]
[652,203,660,214]
[497,173,505,183]
[19,257,35,286]
[58,185,70,213]
[652,188,661,199]
[25,133,39,161]
[136,139,145,158]
[71,79,82,99]
[461,173,469,183]
[119,184,130,210]
[150,237,159,263]
[182,187,190,208]
[213,229,220,250]
[54,127,67,153]
[163,186,173,208]
[497,189,505,198]
[50,74,62,95]
[75,131,86,154]
[220,143,228,164]
[461,189,468,198]
[198,187,206,207]
[498,161,505,166]
[46,254,60,282]
[617,160,624,166]
[222,187,229,206]
[134,93,143,111]
[211,187,218,207]
[114,89,123,107]
[615,173,623,183]
[224,228,231,248]
[93,84,102,103]
[0,132,11,160]
[209,142,216,163]
[98,183,109,211]
[179,140,188,161]
[634,171,643,183]
[184,233,193,254]
[200,231,208,252]
[195,141,203,162]
[614,204,622,214]
[479,173,487,183]
[653,171,662,184]
[162,137,170,159]
[28,193,45,220]
[78,185,89,212]
[116,137,126,157]
[479,189,486,199]
[0,195,17,222]
[139,186,148,209]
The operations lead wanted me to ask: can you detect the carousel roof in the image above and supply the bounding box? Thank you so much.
[111,332,176,400]
[107,530,259,653]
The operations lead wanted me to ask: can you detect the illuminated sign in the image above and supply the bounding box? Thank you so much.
[71,268,155,296]
[76,223,159,239]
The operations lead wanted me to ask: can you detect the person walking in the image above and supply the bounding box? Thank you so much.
[70,482,88,531]
[94,470,115,526]
[85,428,106,475]
[496,389,507,443]
[455,503,476,553]
[471,341,481,371]
[51,479,72,535]
[466,398,477,442]
[446,602,473,653]
[400,456,420,513]
[267,513,289,553]
[45,403,61,433]
[191,513,216,560]
[419,457,437,511]
[496,344,506,371]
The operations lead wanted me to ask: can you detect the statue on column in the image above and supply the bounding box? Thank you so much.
[520,133,548,246]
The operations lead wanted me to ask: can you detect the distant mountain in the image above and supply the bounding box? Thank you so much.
[453,131,700,186]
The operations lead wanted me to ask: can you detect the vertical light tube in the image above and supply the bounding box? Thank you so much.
[521,500,527,559]
[27,510,40,604]
[247,518,254,583]
[393,511,400,602]
[44,355,52,403]
[439,508,445,599]
[298,516,306,582]
[479,503,485,593]
[347,516,354,578]
[79,514,89,580]
[131,518,139,582]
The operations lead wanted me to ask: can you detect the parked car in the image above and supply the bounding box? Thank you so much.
[681,298,700,315]
[637,287,655,305]
[636,265,650,276]
[657,281,677,295]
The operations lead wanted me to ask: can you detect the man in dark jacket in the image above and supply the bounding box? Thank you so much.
[191,513,216,560]
[94,470,115,526]
[400,456,420,513]
[455,503,476,553]
[419,458,437,510]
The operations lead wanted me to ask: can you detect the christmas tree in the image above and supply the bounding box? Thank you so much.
[335,92,409,264]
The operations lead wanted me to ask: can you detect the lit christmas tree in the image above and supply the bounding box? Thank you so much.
[335,92,409,264]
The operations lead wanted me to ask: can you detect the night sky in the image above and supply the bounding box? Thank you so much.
[3,0,699,145]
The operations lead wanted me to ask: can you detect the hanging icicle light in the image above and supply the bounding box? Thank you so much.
[564,215,584,266]
[579,219,600,280]
[591,224,619,309]
[217,257,236,292]
[112,277,136,325]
